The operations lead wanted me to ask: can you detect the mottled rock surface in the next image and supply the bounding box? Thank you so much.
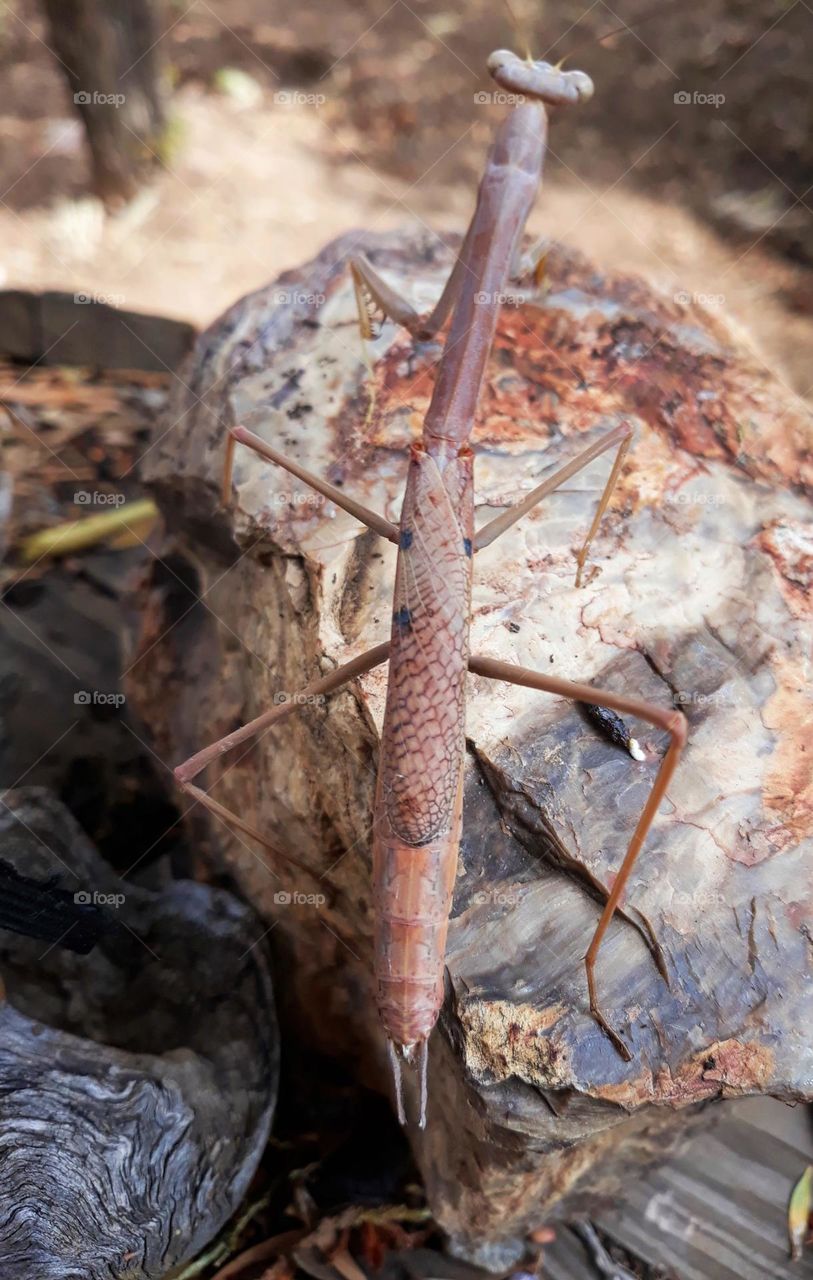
[132,228,812,1263]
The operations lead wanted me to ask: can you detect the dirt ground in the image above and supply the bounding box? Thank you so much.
[0,0,811,404]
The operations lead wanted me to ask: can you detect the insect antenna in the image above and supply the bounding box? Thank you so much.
[501,0,533,61]
[557,1,681,66]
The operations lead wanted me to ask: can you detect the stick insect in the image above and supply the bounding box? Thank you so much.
[175,42,687,1127]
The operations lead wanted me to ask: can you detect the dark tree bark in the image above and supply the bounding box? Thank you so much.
[41,0,168,206]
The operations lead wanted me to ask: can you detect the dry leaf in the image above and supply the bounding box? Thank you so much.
[788,1164,813,1261]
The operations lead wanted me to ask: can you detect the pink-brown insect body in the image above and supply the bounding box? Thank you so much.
[373,444,474,1045]
[373,96,552,1051]
[179,51,684,1125]
[423,102,548,448]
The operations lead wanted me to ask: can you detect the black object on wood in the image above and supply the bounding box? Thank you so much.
[0,857,117,953]
[0,787,279,1280]
[41,0,168,206]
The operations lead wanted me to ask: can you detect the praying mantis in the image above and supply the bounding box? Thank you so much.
[174,43,687,1127]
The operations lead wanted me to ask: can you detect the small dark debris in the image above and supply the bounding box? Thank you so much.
[581,702,635,754]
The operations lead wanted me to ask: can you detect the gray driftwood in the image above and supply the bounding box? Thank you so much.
[133,228,813,1265]
[0,787,278,1280]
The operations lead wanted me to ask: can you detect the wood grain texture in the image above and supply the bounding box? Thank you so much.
[582,1098,813,1280]
[0,788,278,1280]
[132,228,813,1264]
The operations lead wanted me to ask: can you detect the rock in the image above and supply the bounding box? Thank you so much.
[131,227,813,1263]
[0,788,278,1280]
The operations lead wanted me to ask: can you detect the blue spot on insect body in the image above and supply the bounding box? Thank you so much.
[399,528,414,550]
[393,606,413,631]
[463,537,473,557]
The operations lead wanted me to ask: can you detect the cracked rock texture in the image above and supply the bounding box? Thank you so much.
[131,228,813,1265]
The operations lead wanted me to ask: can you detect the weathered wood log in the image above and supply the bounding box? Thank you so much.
[131,228,813,1266]
[0,289,196,369]
[0,787,278,1280]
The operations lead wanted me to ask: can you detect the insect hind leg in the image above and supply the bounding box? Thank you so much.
[468,652,686,1061]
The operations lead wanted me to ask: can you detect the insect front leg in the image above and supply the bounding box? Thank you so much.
[467,653,687,1061]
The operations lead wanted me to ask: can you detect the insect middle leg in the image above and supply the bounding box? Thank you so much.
[174,641,390,864]
[222,425,399,542]
[468,653,687,1060]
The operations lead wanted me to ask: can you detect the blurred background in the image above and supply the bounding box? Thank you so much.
[0,0,811,390]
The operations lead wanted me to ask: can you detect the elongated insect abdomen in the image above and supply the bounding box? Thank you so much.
[372,445,473,1053]
[374,832,460,1045]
